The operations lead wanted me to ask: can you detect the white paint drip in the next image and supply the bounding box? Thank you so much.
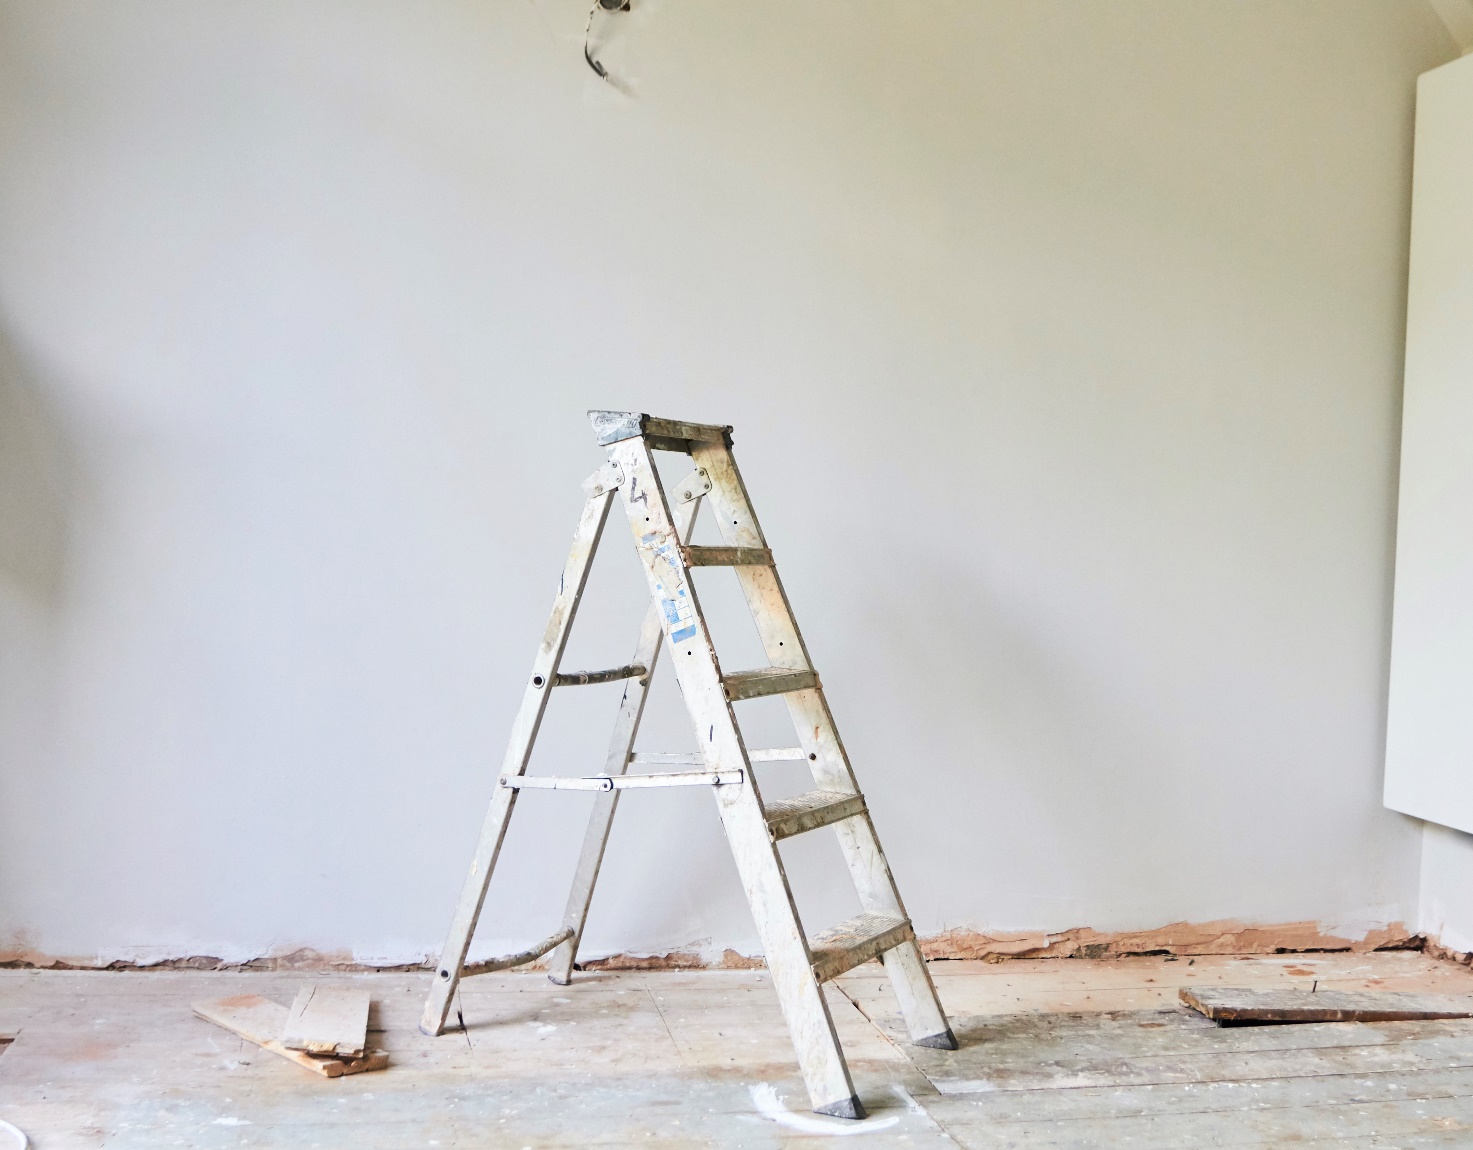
[889,1084,927,1115]
[749,1084,900,1135]
[211,1117,251,1126]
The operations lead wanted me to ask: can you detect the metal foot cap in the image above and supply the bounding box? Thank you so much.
[915,1027,959,1050]
[814,1095,868,1120]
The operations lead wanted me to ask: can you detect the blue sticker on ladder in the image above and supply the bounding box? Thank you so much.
[653,580,698,645]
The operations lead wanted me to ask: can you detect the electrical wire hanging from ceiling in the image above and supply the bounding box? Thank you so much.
[584,0,629,83]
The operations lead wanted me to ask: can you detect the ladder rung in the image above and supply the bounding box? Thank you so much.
[683,546,773,567]
[765,790,867,841]
[461,927,574,977]
[628,751,703,766]
[502,770,744,792]
[553,664,646,687]
[808,913,914,983]
[722,668,818,702]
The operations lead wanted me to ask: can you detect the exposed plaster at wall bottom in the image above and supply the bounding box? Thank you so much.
[1424,937,1473,968]
[0,919,1422,972]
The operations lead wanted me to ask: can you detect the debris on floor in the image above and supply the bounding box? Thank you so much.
[1181,985,1473,1024]
[280,984,370,1058]
[193,993,386,1076]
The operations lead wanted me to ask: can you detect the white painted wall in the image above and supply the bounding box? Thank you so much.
[0,1,1454,966]
[1421,824,1473,954]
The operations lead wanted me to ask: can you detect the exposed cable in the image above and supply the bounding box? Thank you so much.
[584,1,610,80]
[584,0,629,83]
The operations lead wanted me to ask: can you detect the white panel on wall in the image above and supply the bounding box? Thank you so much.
[1385,53,1473,832]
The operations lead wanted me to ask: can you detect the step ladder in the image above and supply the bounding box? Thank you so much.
[421,410,956,1119]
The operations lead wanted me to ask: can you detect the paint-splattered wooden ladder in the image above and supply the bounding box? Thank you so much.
[421,410,956,1119]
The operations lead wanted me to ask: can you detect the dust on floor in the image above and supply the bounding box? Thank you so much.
[2,951,1472,1147]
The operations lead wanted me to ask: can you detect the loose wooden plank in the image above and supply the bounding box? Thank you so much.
[1182,985,1473,1024]
[280,985,370,1057]
[896,1012,1473,1095]
[193,995,386,1077]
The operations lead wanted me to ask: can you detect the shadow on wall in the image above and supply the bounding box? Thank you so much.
[0,327,74,609]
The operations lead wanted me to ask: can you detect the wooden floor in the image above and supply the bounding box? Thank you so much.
[3,951,1473,1147]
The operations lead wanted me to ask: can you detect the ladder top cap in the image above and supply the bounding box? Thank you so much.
[588,410,733,447]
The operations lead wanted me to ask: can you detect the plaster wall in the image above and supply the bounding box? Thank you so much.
[1421,824,1473,955]
[0,1,1452,966]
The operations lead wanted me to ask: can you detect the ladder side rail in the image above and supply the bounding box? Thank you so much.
[611,437,864,1119]
[691,440,955,1049]
[547,495,703,985]
[420,486,616,1036]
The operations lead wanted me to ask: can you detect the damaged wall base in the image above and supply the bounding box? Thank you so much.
[0,919,1429,973]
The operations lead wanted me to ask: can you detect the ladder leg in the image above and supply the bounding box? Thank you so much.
[691,440,956,1050]
[420,487,614,1036]
[716,790,867,1118]
[881,941,956,1048]
[607,438,864,1117]
[797,718,955,1048]
[547,497,701,985]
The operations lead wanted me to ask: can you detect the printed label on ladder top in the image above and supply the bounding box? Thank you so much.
[645,533,699,644]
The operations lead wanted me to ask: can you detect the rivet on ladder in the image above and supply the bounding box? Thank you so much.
[533,675,545,688]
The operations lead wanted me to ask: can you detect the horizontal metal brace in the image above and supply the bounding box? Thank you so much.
[553,663,646,687]
[751,747,809,762]
[629,751,703,766]
[627,748,808,766]
[502,770,744,792]
[458,927,575,979]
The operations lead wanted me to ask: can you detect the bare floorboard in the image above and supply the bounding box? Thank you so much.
[1,953,1471,1146]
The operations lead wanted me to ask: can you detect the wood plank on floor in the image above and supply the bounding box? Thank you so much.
[1181,985,1473,1023]
[280,985,370,1057]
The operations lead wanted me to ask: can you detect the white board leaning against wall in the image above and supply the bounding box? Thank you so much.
[1385,52,1473,833]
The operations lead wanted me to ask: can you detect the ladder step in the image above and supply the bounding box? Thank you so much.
[722,668,818,702]
[460,927,574,978]
[808,913,915,983]
[553,664,646,687]
[683,546,773,567]
[503,770,744,792]
[765,790,867,841]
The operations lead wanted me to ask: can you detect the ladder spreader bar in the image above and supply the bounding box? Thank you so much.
[553,664,646,687]
[460,927,574,978]
[503,770,744,792]
[626,748,807,766]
